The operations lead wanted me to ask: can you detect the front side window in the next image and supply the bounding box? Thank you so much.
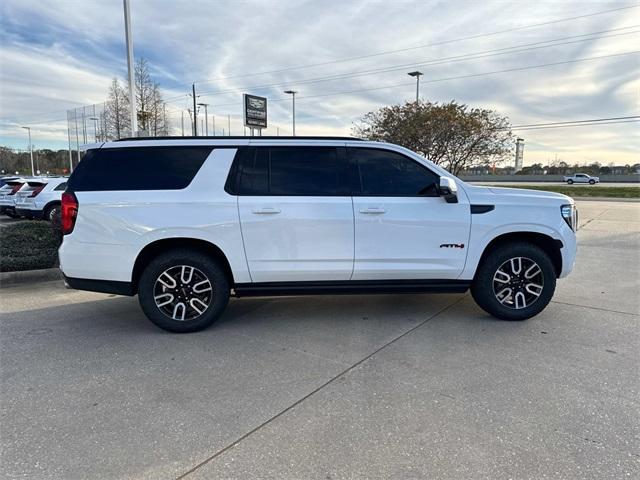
[238,147,341,196]
[350,148,439,196]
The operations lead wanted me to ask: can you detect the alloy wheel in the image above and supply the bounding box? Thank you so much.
[153,265,213,321]
[492,257,544,310]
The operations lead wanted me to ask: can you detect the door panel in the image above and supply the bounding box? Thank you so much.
[348,147,471,280]
[238,196,354,282]
[352,196,470,280]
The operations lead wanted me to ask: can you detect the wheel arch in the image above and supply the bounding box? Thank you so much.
[131,238,235,294]
[43,200,61,212]
[477,232,563,278]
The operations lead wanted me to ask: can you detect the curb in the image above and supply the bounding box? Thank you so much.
[0,268,62,287]
[572,196,640,203]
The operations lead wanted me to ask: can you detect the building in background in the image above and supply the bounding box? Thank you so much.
[515,138,524,172]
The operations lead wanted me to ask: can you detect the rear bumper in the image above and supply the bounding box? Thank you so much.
[62,273,135,296]
[15,208,43,219]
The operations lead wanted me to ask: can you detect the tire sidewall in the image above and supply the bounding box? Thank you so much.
[471,243,556,321]
[138,250,229,333]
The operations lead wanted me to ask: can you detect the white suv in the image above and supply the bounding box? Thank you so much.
[14,177,67,221]
[59,138,577,332]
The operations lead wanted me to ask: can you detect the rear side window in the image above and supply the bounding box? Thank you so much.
[238,147,342,196]
[350,148,439,196]
[67,147,212,191]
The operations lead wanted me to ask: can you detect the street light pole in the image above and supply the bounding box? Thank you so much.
[407,71,423,103]
[197,103,209,135]
[21,127,35,176]
[284,90,297,136]
[123,0,137,136]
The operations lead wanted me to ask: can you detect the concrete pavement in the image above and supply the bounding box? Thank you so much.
[1,200,638,479]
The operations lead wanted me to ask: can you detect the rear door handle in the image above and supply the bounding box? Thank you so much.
[252,207,281,214]
[359,207,386,214]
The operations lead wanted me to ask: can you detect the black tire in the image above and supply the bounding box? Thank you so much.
[138,249,230,333]
[589,179,595,185]
[471,242,556,321]
[4,208,18,218]
[567,179,573,184]
[44,203,60,222]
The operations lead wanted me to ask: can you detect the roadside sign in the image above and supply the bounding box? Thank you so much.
[243,94,267,129]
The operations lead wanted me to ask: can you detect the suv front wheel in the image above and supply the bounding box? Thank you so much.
[138,249,230,332]
[471,242,556,321]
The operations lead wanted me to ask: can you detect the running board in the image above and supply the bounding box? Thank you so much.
[233,280,470,297]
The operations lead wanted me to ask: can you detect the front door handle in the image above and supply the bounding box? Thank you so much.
[359,207,386,214]
[252,207,281,214]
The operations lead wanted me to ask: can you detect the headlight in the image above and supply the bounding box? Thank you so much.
[561,204,577,231]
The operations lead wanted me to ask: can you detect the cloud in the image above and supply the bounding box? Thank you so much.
[0,0,638,164]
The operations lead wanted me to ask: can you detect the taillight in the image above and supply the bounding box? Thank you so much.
[61,192,78,235]
[29,185,45,197]
[8,184,23,195]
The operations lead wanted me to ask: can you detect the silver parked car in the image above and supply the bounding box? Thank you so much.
[563,173,600,185]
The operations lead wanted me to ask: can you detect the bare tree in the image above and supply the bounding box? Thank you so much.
[103,58,168,138]
[104,78,130,140]
[353,101,514,175]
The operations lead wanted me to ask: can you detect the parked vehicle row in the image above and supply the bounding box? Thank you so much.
[0,176,67,221]
[59,137,577,333]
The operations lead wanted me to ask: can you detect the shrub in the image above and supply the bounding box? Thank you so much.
[0,221,62,272]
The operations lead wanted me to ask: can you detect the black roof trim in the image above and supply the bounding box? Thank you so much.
[115,136,364,142]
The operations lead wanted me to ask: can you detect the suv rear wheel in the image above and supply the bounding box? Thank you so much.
[471,242,556,321]
[138,249,230,332]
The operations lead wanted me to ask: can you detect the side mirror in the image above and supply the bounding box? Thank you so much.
[439,177,458,204]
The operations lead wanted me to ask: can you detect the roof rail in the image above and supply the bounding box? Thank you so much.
[115,136,364,142]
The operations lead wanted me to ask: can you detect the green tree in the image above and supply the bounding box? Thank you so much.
[352,101,514,175]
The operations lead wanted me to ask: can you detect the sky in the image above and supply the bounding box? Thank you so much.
[0,0,638,167]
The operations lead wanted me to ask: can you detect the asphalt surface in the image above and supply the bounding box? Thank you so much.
[1,200,638,479]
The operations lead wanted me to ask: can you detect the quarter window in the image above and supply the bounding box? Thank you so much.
[67,147,212,191]
[54,182,67,191]
[350,148,439,196]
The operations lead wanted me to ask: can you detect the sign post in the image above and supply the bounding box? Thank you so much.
[243,94,267,136]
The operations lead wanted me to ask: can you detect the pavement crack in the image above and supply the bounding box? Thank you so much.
[550,300,639,317]
[175,296,465,479]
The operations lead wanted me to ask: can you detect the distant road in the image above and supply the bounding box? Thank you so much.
[468,181,639,187]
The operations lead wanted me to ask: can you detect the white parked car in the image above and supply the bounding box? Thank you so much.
[59,137,578,332]
[14,177,68,221]
[0,177,26,218]
[563,173,599,184]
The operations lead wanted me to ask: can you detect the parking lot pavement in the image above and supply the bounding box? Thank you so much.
[1,200,638,479]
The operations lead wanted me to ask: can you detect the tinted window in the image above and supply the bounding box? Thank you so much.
[54,182,67,191]
[350,148,439,196]
[269,147,339,195]
[238,147,269,195]
[67,147,212,191]
[238,147,341,196]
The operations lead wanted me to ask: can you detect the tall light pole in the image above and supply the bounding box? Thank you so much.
[21,127,35,176]
[407,71,423,103]
[284,90,297,136]
[123,0,137,136]
[197,103,209,135]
